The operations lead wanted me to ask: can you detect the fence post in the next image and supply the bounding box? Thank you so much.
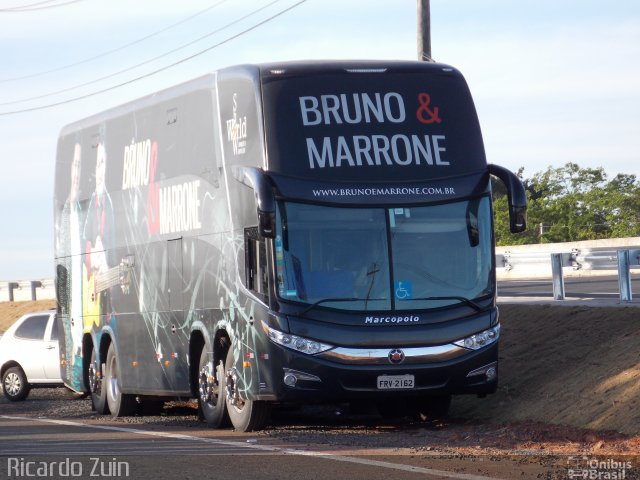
[30,281,42,301]
[551,253,565,300]
[618,250,632,302]
[7,282,20,302]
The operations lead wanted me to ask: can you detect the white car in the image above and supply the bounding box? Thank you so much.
[0,310,62,401]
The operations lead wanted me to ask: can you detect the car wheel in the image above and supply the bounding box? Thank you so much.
[2,366,30,401]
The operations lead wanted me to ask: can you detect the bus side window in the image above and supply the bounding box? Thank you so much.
[244,227,269,300]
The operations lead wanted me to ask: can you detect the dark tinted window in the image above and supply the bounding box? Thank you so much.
[14,315,49,340]
[50,316,59,341]
[245,227,269,301]
[275,198,493,311]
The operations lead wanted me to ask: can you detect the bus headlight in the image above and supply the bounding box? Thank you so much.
[261,321,334,355]
[454,324,500,350]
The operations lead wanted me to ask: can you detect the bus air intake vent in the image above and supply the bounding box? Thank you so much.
[344,68,387,73]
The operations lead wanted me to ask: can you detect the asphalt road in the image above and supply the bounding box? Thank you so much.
[0,414,570,480]
[1,278,638,479]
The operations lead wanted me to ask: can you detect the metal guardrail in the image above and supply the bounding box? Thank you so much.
[3,246,640,303]
[498,247,640,302]
[0,279,55,302]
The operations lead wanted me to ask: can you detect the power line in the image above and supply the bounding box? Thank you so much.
[0,0,308,116]
[0,0,230,83]
[0,0,281,106]
[0,1,60,11]
[0,0,87,12]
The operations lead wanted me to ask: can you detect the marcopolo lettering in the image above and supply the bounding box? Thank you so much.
[365,315,420,324]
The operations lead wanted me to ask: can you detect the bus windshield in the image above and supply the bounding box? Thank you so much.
[274,197,493,312]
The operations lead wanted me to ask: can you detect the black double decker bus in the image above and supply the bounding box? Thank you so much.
[54,61,526,431]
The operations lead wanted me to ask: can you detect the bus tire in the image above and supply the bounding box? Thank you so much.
[224,348,270,432]
[105,343,136,417]
[89,347,109,414]
[197,347,229,428]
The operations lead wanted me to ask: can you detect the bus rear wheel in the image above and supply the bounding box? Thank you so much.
[89,347,108,414]
[224,348,270,432]
[197,347,229,428]
[105,343,137,417]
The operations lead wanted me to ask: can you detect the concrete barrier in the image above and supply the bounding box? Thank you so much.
[0,279,55,302]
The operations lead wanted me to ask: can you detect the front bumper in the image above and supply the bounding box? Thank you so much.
[258,341,498,402]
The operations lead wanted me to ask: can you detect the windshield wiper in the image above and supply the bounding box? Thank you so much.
[364,263,380,310]
[399,296,483,312]
[295,297,386,316]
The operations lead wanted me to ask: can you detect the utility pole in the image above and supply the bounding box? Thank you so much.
[417,0,432,61]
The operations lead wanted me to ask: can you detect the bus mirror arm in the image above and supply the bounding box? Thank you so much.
[258,210,276,239]
[488,164,527,234]
[235,167,277,238]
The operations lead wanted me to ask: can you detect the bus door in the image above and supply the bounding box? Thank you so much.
[167,238,188,389]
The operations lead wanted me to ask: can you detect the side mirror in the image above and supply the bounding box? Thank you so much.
[258,211,276,238]
[488,164,527,233]
[509,205,527,234]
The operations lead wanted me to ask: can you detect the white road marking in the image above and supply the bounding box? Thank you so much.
[1,415,506,480]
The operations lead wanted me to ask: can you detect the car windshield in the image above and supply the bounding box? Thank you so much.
[274,197,493,311]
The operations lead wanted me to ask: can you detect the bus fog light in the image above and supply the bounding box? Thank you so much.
[284,373,297,387]
[466,362,498,379]
[283,368,321,386]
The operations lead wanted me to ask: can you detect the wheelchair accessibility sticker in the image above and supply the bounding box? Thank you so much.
[394,281,413,300]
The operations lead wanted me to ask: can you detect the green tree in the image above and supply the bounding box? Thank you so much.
[493,163,640,245]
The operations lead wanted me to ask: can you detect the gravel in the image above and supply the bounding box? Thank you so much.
[3,388,639,458]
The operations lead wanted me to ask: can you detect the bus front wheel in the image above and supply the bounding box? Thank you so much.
[224,348,270,432]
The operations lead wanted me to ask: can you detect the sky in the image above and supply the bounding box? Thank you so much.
[0,0,639,280]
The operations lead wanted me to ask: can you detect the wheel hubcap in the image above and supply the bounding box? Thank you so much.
[108,355,119,399]
[198,361,218,405]
[225,367,243,409]
[88,360,101,394]
[4,373,21,396]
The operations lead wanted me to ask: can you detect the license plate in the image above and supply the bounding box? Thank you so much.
[377,374,415,390]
